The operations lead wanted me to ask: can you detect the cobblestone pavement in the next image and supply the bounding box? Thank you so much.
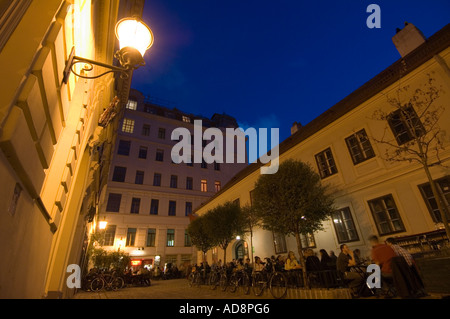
[73,278,273,299]
[72,278,447,300]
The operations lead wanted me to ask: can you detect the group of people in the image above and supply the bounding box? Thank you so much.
[337,235,427,298]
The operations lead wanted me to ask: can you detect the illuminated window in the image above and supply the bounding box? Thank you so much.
[126,228,137,246]
[215,181,221,192]
[332,207,359,243]
[167,229,175,247]
[201,179,207,192]
[182,116,191,123]
[126,100,137,110]
[272,233,287,254]
[122,118,135,133]
[301,233,316,248]
[103,225,116,246]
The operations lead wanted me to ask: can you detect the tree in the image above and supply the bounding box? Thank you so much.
[204,201,246,264]
[371,73,450,240]
[252,159,335,285]
[187,215,215,262]
[241,204,261,263]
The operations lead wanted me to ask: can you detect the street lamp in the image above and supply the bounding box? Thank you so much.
[99,220,108,230]
[63,16,154,83]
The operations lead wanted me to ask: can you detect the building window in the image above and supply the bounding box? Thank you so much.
[185,230,192,247]
[135,171,144,185]
[126,100,137,110]
[167,229,175,247]
[155,149,164,162]
[130,198,141,214]
[138,146,148,159]
[122,118,135,133]
[214,162,221,171]
[368,195,406,236]
[185,202,193,216]
[126,228,137,246]
[150,199,159,215]
[186,177,193,190]
[112,166,127,182]
[153,173,161,186]
[103,225,116,246]
[117,140,131,156]
[418,176,450,223]
[273,233,287,254]
[187,155,194,167]
[201,179,207,192]
[168,201,177,216]
[345,129,375,165]
[215,181,221,193]
[146,229,156,247]
[315,148,338,179]
[106,193,122,212]
[332,207,359,243]
[170,175,178,188]
[158,128,166,139]
[387,105,424,145]
[142,124,150,136]
[301,233,316,248]
[182,116,191,123]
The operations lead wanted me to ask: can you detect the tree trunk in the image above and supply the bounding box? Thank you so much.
[295,232,308,288]
[249,229,254,264]
[422,163,450,242]
[222,242,228,265]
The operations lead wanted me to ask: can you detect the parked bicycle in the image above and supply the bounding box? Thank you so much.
[252,258,288,299]
[228,269,251,295]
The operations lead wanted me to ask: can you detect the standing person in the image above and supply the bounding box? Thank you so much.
[368,235,397,278]
[337,244,364,297]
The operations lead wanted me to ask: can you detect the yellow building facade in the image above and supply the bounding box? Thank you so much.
[194,24,450,264]
[0,0,144,298]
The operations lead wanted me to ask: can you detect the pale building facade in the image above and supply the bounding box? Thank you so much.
[98,89,247,268]
[194,23,450,264]
[0,0,145,298]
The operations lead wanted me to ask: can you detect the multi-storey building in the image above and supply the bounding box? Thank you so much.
[194,23,450,264]
[98,89,247,268]
[0,0,147,298]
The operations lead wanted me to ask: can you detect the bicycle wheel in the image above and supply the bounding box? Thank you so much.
[111,277,124,291]
[209,272,219,290]
[252,272,265,296]
[241,272,251,295]
[270,272,287,299]
[228,273,238,293]
[90,277,105,292]
[219,273,228,292]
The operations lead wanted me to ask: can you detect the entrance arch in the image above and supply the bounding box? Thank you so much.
[233,240,248,260]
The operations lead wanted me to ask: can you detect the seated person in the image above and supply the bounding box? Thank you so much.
[305,249,322,272]
[337,244,364,295]
[285,251,302,271]
[253,256,265,272]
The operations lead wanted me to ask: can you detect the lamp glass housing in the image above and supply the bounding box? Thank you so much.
[99,221,108,230]
[115,18,154,57]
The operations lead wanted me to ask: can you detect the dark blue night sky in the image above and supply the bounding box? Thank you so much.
[131,0,450,143]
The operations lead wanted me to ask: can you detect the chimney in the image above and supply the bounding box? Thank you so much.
[392,22,426,57]
[291,122,302,135]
